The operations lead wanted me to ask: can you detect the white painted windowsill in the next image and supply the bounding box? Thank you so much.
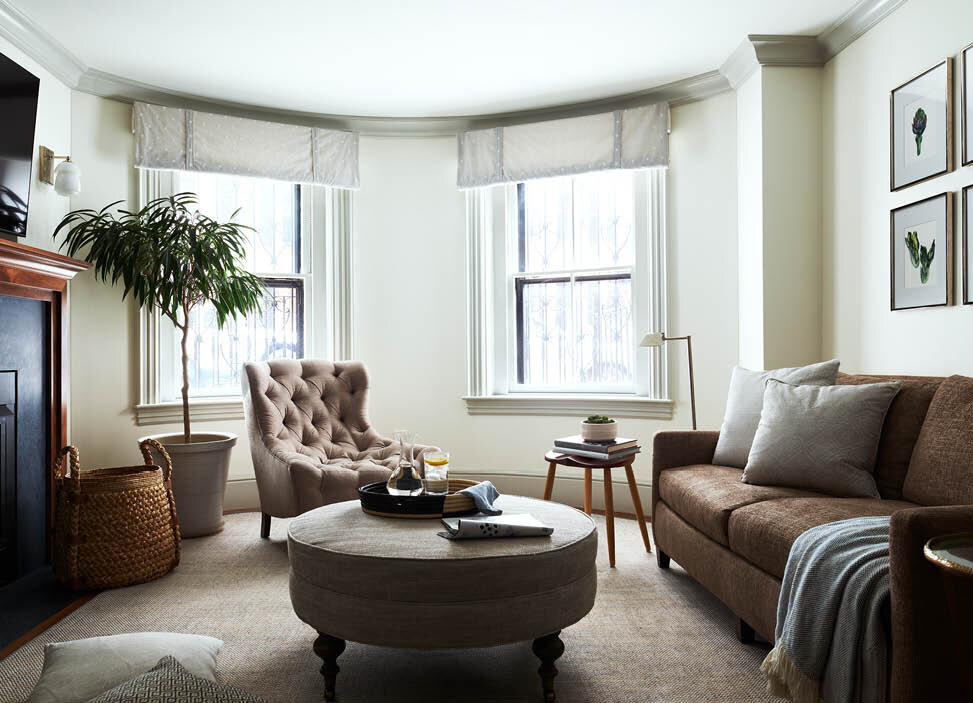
[135,398,245,426]
[463,394,673,419]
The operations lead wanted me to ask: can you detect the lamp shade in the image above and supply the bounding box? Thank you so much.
[639,333,665,347]
[53,159,81,196]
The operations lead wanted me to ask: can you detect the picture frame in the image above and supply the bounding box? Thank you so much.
[890,59,952,191]
[890,192,953,311]
[964,43,973,167]
[964,185,973,305]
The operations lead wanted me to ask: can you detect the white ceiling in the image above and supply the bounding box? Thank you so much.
[12,0,860,118]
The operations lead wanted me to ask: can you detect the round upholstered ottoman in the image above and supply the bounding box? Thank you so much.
[288,494,597,702]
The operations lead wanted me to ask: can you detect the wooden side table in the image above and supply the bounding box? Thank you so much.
[543,451,651,567]
[924,532,973,701]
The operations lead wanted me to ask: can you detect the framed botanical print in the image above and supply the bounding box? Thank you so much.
[964,185,973,304]
[890,59,952,191]
[890,192,953,310]
[964,43,973,167]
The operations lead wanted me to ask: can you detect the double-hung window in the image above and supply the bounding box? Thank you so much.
[467,169,669,417]
[136,169,325,422]
[172,172,306,398]
[514,171,636,390]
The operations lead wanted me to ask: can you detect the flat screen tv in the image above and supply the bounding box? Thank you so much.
[0,52,39,237]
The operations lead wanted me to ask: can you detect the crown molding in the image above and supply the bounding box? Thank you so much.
[0,0,904,136]
[818,0,909,57]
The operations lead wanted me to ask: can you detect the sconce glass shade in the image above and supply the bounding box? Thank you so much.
[639,332,665,347]
[53,159,81,196]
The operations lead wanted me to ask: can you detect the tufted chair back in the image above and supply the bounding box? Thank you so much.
[243,359,401,468]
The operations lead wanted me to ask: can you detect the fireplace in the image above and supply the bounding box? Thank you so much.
[0,239,88,584]
[0,371,14,581]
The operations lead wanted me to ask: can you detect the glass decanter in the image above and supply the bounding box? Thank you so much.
[386,430,423,496]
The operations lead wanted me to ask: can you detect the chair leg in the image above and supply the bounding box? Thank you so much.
[260,512,271,539]
[656,548,670,569]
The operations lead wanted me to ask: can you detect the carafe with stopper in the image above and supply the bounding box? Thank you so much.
[386,430,423,496]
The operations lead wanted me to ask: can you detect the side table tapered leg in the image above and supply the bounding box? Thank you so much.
[313,633,346,701]
[543,462,556,501]
[624,464,651,553]
[603,468,615,567]
[583,468,592,515]
[532,631,565,702]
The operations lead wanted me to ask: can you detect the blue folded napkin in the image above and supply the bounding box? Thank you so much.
[458,480,502,515]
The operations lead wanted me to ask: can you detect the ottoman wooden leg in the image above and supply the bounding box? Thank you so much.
[260,512,271,539]
[532,631,565,703]
[313,633,346,701]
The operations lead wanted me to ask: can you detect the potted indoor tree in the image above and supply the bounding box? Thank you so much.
[55,193,265,537]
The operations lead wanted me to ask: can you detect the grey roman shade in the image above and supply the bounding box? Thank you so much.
[133,102,359,189]
[456,103,669,189]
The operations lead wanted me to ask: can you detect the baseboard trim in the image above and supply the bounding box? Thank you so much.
[222,470,653,515]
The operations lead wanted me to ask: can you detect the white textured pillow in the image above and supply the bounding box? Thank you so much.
[27,632,224,703]
[712,359,840,468]
[742,379,901,498]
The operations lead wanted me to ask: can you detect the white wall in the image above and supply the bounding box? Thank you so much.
[354,91,738,512]
[0,37,71,252]
[822,0,973,375]
[58,88,737,515]
[67,93,254,509]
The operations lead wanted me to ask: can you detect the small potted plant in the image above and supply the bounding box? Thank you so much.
[581,415,617,442]
[55,193,265,538]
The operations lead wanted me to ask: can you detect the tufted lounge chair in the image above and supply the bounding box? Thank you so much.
[242,359,434,538]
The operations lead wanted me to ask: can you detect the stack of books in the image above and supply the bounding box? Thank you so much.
[550,435,641,461]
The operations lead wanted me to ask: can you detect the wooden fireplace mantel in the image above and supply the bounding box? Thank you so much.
[0,238,90,294]
[0,237,90,534]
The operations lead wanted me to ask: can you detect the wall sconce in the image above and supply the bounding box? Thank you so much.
[38,146,81,196]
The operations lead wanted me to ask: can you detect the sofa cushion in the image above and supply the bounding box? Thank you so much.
[837,373,943,500]
[742,379,900,498]
[658,465,823,546]
[713,360,840,468]
[903,375,973,506]
[728,497,918,578]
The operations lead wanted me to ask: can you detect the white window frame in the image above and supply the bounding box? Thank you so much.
[135,169,356,425]
[464,169,672,418]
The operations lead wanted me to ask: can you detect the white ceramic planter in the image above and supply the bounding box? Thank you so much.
[140,432,237,538]
[580,421,617,442]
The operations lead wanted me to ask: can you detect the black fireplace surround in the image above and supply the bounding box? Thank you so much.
[0,294,50,583]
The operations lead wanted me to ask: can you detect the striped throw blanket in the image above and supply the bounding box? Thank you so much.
[761,517,891,703]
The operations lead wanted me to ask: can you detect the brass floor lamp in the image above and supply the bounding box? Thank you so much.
[640,333,696,430]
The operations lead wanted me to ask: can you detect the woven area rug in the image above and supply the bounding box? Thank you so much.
[0,510,774,703]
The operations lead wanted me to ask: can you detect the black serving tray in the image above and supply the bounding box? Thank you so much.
[358,480,480,519]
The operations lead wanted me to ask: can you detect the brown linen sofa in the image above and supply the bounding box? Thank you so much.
[651,372,973,703]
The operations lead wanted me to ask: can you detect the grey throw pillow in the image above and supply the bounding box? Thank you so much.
[742,380,902,498]
[28,632,223,703]
[87,656,267,702]
[712,359,840,468]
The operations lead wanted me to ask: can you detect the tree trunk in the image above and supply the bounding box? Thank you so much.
[180,322,191,444]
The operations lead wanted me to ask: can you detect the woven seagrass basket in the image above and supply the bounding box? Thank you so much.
[52,438,181,590]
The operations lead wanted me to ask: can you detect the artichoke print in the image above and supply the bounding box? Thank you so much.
[905,231,935,284]
[912,108,927,156]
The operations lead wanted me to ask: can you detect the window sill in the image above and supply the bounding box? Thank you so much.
[462,394,673,419]
[134,398,245,426]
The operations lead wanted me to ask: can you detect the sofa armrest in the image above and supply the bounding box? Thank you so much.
[889,505,973,703]
[651,430,720,518]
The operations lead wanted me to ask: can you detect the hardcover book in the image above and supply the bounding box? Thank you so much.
[554,435,638,452]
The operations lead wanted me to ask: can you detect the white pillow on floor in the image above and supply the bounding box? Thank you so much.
[27,632,223,703]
